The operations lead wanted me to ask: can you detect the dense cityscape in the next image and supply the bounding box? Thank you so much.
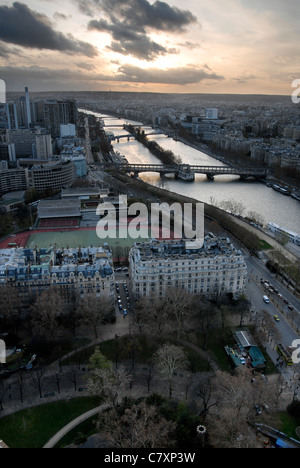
[0,0,300,454]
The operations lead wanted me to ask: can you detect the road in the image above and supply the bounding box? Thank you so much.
[244,251,300,380]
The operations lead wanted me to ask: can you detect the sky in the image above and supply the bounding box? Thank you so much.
[0,0,299,94]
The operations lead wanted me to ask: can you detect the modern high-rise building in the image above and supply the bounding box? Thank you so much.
[25,87,32,128]
[0,143,16,163]
[6,102,19,130]
[34,129,52,160]
[44,100,78,138]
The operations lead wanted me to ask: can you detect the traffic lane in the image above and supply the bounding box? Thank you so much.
[115,278,131,316]
[246,255,300,313]
[246,276,299,349]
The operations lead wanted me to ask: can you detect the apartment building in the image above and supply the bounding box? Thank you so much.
[129,236,247,299]
[0,168,29,196]
[31,160,76,192]
[0,246,115,303]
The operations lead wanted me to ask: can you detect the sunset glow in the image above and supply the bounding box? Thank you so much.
[0,0,299,94]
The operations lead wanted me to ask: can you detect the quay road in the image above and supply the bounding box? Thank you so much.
[244,251,300,382]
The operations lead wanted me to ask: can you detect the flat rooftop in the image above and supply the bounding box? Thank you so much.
[38,199,81,219]
[61,187,101,198]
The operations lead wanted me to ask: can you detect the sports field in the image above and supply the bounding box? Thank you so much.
[25,227,150,250]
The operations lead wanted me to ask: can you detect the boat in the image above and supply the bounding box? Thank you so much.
[291,193,300,201]
[177,165,195,181]
[272,184,290,195]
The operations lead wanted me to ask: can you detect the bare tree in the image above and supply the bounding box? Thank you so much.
[133,296,171,340]
[97,401,176,448]
[196,374,218,418]
[30,289,63,339]
[165,287,195,339]
[154,343,188,398]
[79,295,113,339]
[68,367,80,392]
[31,368,44,399]
[195,299,218,351]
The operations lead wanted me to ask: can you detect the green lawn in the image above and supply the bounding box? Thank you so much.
[0,396,101,449]
[63,335,211,372]
[258,239,273,250]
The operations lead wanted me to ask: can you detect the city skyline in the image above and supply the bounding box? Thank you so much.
[0,0,299,95]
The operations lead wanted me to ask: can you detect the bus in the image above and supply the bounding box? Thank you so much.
[276,343,293,365]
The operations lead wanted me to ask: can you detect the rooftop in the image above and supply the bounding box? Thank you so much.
[38,199,81,219]
[132,236,244,262]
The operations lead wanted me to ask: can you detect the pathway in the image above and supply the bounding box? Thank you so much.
[43,404,110,448]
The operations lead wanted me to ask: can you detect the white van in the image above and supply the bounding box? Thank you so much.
[263,295,270,304]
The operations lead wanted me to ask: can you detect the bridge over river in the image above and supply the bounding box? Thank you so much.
[117,163,268,181]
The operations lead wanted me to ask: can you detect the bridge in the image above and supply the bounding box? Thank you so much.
[111,130,165,142]
[117,163,268,181]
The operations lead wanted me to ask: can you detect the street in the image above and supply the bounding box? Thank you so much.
[244,251,300,381]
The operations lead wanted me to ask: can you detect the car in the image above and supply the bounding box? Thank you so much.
[273,315,280,322]
[255,405,262,415]
[283,299,289,304]
[278,293,283,299]
[115,268,122,272]
[263,295,270,304]
[123,309,128,316]
[118,304,123,310]
[288,305,294,311]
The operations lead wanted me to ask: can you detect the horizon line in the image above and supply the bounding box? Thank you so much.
[6,90,292,98]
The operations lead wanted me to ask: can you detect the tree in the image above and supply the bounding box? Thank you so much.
[195,299,218,350]
[0,283,22,333]
[97,401,176,448]
[165,287,195,339]
[88,347,131,407]
[154,343,188,398]
[195,374,218,418]
[30,289,63,340]
[78,295,113,339]
[207,368,286,448]
[133,296,171,340]
[274,230,290,247]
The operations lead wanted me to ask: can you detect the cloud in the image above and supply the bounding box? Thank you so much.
[89,18,178,61]
[0,64,224,90]
[114,64,224,85]
[78,0,197,31]
[86,0,197,61]
[0,2,98,57]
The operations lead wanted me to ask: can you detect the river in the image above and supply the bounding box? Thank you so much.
[84,111,300,234]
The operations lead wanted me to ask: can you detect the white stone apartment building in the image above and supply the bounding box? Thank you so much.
[129,236,247,300]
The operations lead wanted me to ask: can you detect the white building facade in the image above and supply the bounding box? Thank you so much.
[129,237,247,299]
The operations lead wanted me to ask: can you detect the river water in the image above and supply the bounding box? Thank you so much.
[85,111,300,234]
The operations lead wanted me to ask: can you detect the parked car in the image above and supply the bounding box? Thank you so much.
[255,405,262,415]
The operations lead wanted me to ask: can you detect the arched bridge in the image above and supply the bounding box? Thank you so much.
[117,163,268,181]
